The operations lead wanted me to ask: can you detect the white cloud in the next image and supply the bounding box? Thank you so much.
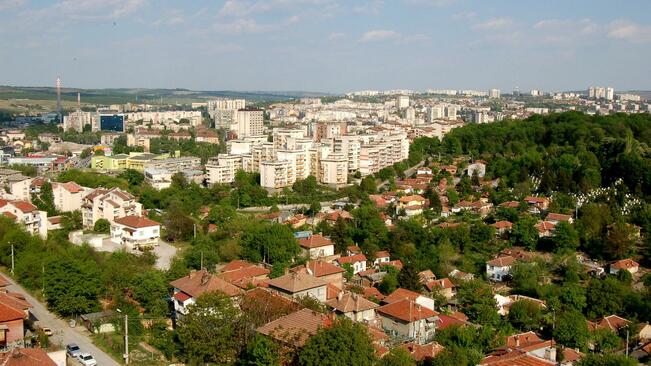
[152,9,184,26]
[26,0,147,21]
[452,11,477,20]
[532,18,597,44]
[212,15,299,34]
[404,0,457,6]
[473,17,515,31]
[607,20,651,43]
[359,29,399,42]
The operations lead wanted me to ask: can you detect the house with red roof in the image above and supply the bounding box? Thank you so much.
[336,254,368,274]
[217,262,270,289]
[424,278,455,300]
[0,302,28,349]
[400,341,445,362]
[383,288,436,311]
[292,260,345,289]
[486,255,516,281]
[535,221,556,238]
[492,220,513,235]
[0,199,48,238]
[325,292,379,322]
[51,181,90,212]
[377,299,439,344]
[397,195,428,217]
[267,272,328,302]
[298,234,335,259]
[256,308,331,349]
[373,251,391,267]
[545,213,573,225]
[609,258,639,274]
[524,196,550,214]
[170,269,243,316]
[0,348,58,365]
[110,215,160,249]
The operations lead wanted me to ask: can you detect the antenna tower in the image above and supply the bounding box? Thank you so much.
[56,77,62,121]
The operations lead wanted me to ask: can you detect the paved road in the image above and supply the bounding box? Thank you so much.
[3,274,121,366]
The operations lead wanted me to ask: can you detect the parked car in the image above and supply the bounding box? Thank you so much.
[66,343,82,359]
[78,353,97,366]
[42,327,53,336]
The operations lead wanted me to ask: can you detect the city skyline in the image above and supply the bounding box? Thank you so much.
[1,0,651,93]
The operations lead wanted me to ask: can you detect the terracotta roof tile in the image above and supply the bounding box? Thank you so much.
[487,255,516,267]
[268,272,327,293]
[0,348,57,366]
[0,302,26,322]
[384,288,421,304]
[114,215,160,228]
[256,309,330,348]
[170,269,243,298]
[377,299,438,323]
[336,254,367,265]
[325,292,379,313]
[298,234,333,249]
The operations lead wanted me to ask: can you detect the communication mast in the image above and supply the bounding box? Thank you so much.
[56,76,62,122]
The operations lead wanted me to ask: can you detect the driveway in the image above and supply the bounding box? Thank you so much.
[96,238,178,270]
[3,274,120,366]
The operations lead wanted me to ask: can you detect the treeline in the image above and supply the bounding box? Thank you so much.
[442,112,651,197]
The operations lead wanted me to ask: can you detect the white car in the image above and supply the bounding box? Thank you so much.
[78,353,97,366]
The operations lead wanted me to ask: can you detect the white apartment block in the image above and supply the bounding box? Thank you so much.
[489,88,501,99]
[426,106,444,122]
[81,187,143,228]
[232,108,264,138]
[0,200,48,238]
[445,105,459,120]
[63,111,97,132]
[52,182,90,212]
[260,160,294,189]
[206,154,245,185]
[126,111,202,126]
[359,133,409,176]
[396,95,410,109]
[320,153,348,186]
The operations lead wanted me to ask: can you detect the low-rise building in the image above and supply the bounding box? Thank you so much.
[325,292,378,322]
[298,234,335,259]
[170,269,243,316]
[110,215,160,249]
[267,272,328,302]
[486,255,516,281]
[52,181,89,212]
[377,299,438,344]
[336,254,368,274]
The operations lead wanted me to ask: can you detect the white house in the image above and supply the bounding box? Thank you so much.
[373,251,391,267]
[82,187,142,228]
[0,199,48,238]
[325,292,378,322]
[377,299,439,344]
[486,255,516,281]
[397,195,428,217]
[466,161,486,178]
[298,234,335,259]
[52,182,89,212]
[609,258,639,275]
[336,254,368,274]
[110,215,160,250]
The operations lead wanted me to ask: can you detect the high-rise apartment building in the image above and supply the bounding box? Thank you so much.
[489,89,501,99]
[233,108,264,138]
[396,95,410,109]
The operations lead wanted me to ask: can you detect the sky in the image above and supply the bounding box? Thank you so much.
[1,0,651,93]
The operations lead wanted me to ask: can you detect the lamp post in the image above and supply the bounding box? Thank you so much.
[116,309,129,364]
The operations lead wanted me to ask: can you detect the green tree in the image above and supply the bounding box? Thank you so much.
[176,292,242,364]
[576,353,637,366]
[241,223,300,264]
[93,218,111,234]
[43,258,102,317]
[207,204,237,225]
[171,172,189,189]
[585,276,626,319]
[508,300,544,331]
[552,221,579,252]
[553,310,589,350]
[379,347,415,366]
[360,176,376,194]
[163,208,194,242]
[398,262,421,291]
[33,182,56,215]
[239,334,279,366]
[590,328,621,353]
[117,169,145,187]
[131,270,168,316]
[510,215,539,250]
[299,318,376,366]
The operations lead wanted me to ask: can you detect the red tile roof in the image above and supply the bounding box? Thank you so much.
[362,287,385,301]
[487,255,516,267]
[425,278,454,291]
[114,215,160,228]
[299,234,334,249]
[325,292,379,313]
[611,258,639,270]
[597,314,630,331]
[377,299,438,323]
[173,291,191,302]
[170,269,243,298]
[375,251,390,259]
[10,201,37,213]
[221,259,255,272]
[256,308,331,348]
[492,221,513,229]
[304,261,345,277]
[480,349,556,366]
[218,266,270,283]
[0,348,57,366]
[337,254,367,265]
[401,341,445,362]
[0,302,26,322]
[268,272,327,293]
[546,213,572,222]
[383,288,422,304]
[534,221,556,233]
[383,260,403,270]
[399,195,426,203]
[58,181,84,193]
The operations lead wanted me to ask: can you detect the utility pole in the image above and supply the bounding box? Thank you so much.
[626,327,629,357]
[11,244,14,275]
[124,314,129,365]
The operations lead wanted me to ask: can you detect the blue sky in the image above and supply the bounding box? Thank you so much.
[1,0,650,93]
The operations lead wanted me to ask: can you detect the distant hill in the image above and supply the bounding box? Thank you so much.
[0,85,337,105]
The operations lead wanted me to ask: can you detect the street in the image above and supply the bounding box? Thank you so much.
[3,273,121,366]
